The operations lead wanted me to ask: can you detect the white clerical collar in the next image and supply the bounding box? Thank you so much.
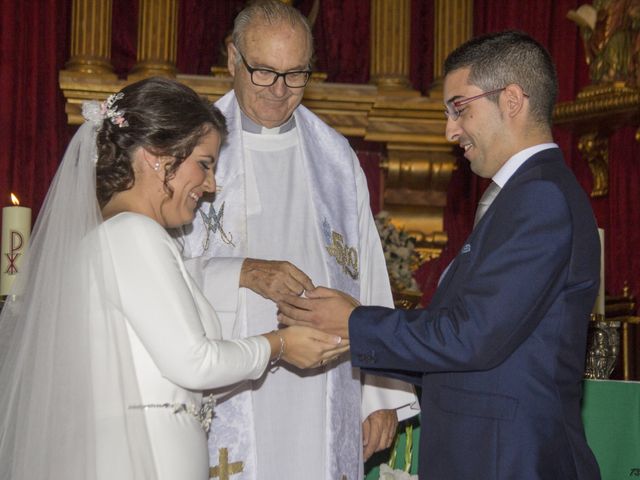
[240,112,296,135]
[492,143,558,188]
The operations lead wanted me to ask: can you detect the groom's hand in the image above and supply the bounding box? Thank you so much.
[277,286,358,339]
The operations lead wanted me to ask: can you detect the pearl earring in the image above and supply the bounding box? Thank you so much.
[153,162,160,171]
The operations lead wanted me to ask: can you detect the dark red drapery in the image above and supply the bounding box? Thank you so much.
[415,0,640,316]
[0,0,71,218]
[2,1,639,350]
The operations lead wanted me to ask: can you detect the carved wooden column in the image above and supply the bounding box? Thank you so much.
[130,0,178,78]
[65,0,115,76]
[370,0,412,90]
[432,0,473,91]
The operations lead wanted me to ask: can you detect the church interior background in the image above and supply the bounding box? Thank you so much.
[1,0,638,383]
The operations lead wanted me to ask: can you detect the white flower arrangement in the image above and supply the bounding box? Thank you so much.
[379,464,418,480]
[374,211,421,292]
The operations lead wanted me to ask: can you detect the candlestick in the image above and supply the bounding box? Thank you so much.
[592,228,605,316]
[1,194,32,296]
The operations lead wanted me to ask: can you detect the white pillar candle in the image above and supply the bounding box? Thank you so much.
[1,194,32,296]
[592,228,605,316]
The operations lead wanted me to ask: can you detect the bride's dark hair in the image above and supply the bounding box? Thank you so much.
[96,77,227,208]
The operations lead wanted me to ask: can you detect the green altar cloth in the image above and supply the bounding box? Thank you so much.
[366,379,640,479]
[581,379,640,479]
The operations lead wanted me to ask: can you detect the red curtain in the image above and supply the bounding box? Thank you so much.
[410,0,435,94]
[605,127,640,295]
[415,0,629,301]
[176,0,247,75]
[2,0,639,333]
[311,0,371,82]
[350,139,386,215]
[0,0,72,218]
[417,0,640,311]
[111,0,139,77]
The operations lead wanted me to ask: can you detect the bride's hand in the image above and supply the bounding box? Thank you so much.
[280,326,349,369]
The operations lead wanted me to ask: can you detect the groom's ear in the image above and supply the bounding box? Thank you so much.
[503,83,526,119]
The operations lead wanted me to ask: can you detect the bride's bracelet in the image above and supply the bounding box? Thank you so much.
[270,330,286,370]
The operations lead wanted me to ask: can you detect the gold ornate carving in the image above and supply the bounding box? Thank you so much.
[605,284,640,380]
[568,0,640,87]
[370,0,413,91]
[554,81,639,195]
[130,0,178,78]
[380,200,449,259]
[59,1,475,257]
[554,82,640,129]
[433,0,473,82]
[65,0,115,76]
[578,132,610,196]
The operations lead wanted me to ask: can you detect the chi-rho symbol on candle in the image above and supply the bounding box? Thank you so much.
[1,193,32,296]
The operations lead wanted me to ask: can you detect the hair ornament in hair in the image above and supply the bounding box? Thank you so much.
[101,92,129,128]
[82,101,105,127]
[79,101,103,164]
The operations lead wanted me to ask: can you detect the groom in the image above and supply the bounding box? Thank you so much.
[278,30,602,480]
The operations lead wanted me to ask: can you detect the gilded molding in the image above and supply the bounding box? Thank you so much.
[59,70,456,256]
[370,0,412,90]
[130,0,179,78]
[554,81,639,196]
[66,0,115,76]
[554,82,640,130]
[433,0,473,80]
[59,0,478,259]
[577,132,609,197]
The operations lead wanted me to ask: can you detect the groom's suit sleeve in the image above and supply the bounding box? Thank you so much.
[349,177,579,374]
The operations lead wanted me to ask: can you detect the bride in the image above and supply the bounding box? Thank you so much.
[0,77,346,479]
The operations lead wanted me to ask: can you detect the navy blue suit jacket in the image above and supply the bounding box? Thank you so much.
[350,149,601,479]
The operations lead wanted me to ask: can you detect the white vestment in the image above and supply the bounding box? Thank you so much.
[182,91,417,480]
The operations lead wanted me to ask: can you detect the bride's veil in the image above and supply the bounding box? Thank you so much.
[0,105,156,479]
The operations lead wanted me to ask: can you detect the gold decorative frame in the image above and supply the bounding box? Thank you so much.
[554,83,640,197]
[59,0,475,258]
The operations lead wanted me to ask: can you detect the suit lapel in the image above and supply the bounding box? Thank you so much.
[430,148,564,306]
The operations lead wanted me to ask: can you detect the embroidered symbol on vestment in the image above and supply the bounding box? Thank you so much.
[200,201,234,252]
[325,230,359,280]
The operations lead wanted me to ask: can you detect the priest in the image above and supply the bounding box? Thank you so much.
[179,1,417,479]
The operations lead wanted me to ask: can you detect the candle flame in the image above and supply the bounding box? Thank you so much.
[10,193,20,206]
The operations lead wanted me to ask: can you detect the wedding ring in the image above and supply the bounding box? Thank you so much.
[319,359,326,366]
